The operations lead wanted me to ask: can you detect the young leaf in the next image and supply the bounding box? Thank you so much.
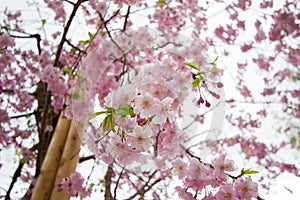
[88,32,93,40]
[115,104,134,116]
[213,56,219,63]
[186,62,200,70]
[107,114,115,132]
[159,0,166,7]
[88,111,107,121]
[211,66,218,72]
[192,77,201,88]
[101,115,109,135]
[41,19,46,25]
[242,168,259,175]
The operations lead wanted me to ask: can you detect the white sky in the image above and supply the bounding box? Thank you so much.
[1,1,300,199]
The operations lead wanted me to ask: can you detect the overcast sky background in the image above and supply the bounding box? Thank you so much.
[1,1,300,199]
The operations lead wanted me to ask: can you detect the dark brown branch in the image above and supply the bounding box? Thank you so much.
[104,164,114,200]
[5,162,24,200]
[126,170,160,200]
[2,89,13,94]
[114,167,124,199]
[10,112,35,119]
[99,11,123,53]
[5,144,37,200]
[154,129,162,157]
[79,155,95,163]
[122,6,131,32]
[65,39,85,54]
[63,0,75,6]
[9,33,41,54]
[54,0,85,67]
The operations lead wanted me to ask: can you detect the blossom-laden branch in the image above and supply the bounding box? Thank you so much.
[1,0,300,199]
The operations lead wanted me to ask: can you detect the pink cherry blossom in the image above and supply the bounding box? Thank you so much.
[175,186,195,200]
[215,184,238,200]
[172,159,188,179]
[127,125,154,152]
[134,91,155,118]
[149,97,174,125]
[212,155,235,175]
[58,172,92,198]
[234,178,258,200]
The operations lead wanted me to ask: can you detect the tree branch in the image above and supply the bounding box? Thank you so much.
[5,144,37,200]
[126,170,160,200]
[122,6,131,32]
[114,167,124,199]
[54,0,85,67]
[104,164,114,200]
[78,155,95,163]
[9,33,41,54]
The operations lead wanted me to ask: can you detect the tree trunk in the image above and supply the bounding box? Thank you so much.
[50,121,83,200]
[31,112,71,200]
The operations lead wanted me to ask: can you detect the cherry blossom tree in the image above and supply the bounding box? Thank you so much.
[0,0,299,199]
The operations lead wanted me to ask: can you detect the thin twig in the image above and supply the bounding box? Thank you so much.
[114,167,125,199]
[9,33,41,54]
[54,0,85,67]
[5,144,37,200]
[10,112,35,119]
[126,170,160,200]
[122,6,131,32]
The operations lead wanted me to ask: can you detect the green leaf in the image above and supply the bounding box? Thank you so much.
[88,32,93,40]
[115,104,134,116]
[213,56,219,63]
[242,168,259,175]
[159,0,166,7]
[107,114,115,133]
[79,40,89,45]
[88,111,107,121]
[41,19,46,25]
[20,158,27,164]
[290,136,297,148]
[186,62,200,70]
[211,66,218,72]
[192,77,201,88]
[101,115,108,135]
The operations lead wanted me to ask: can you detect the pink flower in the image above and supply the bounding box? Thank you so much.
[187,157,208,178]
[127,125,154,151]
[241,43,253,52]
[149,97,174,125]
[58,172,92,198]
[134,92,155,118]
[253,55,270,71]
[212,155,235,174]
[111,85,135,108]
[237,85,252,98]
[215,184,238,200]
[0,34,15,48]
[261,87,276,96]
[234,178,258,200]
[235,0,252,10]
[172,159,188,179]
[175,186,195,200]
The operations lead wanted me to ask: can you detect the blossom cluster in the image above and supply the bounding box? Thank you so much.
[57,172,92,199]
[174,155,258,200]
